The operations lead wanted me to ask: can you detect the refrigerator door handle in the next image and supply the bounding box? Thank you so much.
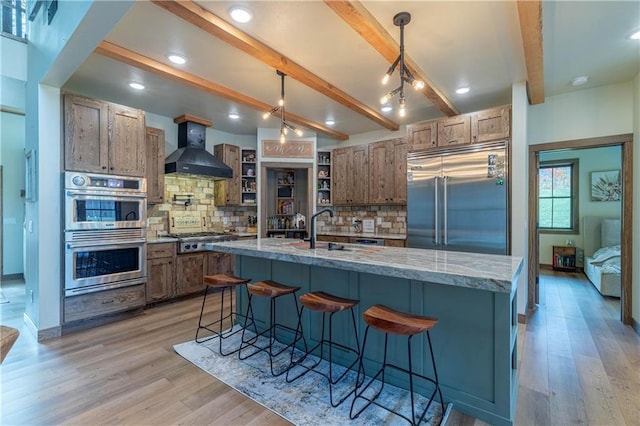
[443,175,449,246]
[434,176,439,245]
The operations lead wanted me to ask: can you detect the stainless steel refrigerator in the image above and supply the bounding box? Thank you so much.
[406,141,509,255]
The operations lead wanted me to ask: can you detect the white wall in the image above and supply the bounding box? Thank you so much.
[538,146,622,265]
[1,112,25,275]
[0,36,27,81]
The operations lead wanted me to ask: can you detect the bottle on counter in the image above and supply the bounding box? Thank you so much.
[285,217,290,229]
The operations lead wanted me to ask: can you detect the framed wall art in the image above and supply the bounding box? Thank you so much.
[590,169,621,202]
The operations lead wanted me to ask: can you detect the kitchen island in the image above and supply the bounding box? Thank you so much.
[205,238,522,426]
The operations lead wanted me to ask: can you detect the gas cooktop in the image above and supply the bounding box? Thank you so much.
[168,232,239,253]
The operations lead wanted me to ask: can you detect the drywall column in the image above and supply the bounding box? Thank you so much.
[633,72,640,331]
[511,82,529,316]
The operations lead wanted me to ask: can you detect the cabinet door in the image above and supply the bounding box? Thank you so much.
[332,148,350,205]
[206,252,235,276]
[64,94,109,173]
[368,140,392,204]
[108,104,146,176]
[471,106,510,143]
[437,115,471,147]
[175,253,206,296]
[145,127,165,204]
[390,138,407,204]
[214,144,241,205]
[146,257,175,303]
[350,145,369,204]
[407,120,437,152]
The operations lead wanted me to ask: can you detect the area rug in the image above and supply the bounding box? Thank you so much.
[174,327,451,425]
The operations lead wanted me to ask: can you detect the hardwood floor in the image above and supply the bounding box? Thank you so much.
[1,271,638,425]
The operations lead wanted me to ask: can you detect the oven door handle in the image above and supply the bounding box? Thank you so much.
[66,239,146,249]
[65,189,146,199]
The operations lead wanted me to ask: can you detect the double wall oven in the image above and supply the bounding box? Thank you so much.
[64,172,147,296]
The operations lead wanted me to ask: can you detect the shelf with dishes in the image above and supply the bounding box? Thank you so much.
[317,151,331,205]
[241,148,257,205]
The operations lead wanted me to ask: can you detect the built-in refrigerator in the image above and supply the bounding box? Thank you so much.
[406,141,509,255]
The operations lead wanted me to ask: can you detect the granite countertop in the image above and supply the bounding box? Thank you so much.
[205,238,522,293]
[147,237,179,244]
[318,231,406,240]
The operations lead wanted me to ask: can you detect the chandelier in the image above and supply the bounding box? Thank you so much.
[263,70,302,143]
[379,12,425,118]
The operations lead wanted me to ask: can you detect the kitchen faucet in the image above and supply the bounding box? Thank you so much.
[309,208,334,249]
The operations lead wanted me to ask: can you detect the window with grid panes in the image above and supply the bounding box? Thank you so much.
[538,159,579,233]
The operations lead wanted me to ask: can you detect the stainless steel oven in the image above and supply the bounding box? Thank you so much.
[64,172,146,231]
[64,228,147,296]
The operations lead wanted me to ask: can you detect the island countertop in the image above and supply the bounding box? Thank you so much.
[205,238,522,293]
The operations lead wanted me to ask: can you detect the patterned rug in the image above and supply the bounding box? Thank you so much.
[174,327,451,425]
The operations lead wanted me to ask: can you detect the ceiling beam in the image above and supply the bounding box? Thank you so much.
[94,41,349,141]
[151,0,399,132]
[517,0,545,104]
[325,0,459,117]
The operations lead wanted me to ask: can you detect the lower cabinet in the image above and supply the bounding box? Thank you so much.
[175,251,235,297]
[146,243,176,303]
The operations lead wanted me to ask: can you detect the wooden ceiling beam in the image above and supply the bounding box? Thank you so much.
[325,1,459,117]
[517,0,545,104]
[152,0,399,132]
[94,41,349,140]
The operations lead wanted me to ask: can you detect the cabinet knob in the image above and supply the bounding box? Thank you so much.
[102,166,107,170]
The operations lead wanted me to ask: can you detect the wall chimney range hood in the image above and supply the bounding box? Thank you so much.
[164,114,233,179]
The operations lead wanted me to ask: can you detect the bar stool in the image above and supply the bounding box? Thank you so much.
[239,280,306,376]
[350,304,444,426]
[195,273,254,356]
[286,291,363,407]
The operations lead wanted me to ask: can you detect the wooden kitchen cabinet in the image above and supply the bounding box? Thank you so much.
[437,114,471,147]
[145,127,165,204]
[146,242,175,303]
[406,119,437,152]
[332,145,368,205]
[206,251,234,276]
[64,93,146,176]
[471,106,510,143]
[175,253,207,297]
[64,284,145,323]
[214,143,242,206]
[368,138,407,204]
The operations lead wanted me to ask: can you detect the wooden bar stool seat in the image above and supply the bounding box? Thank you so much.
[351,304,445,426]
[286,291,363,407]
[1,325,20,364]
[195,273,254,356]
[239,280,306,377]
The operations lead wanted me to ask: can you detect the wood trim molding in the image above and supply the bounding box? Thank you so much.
[528,134,633,325]
[152,0,398,132]
[324,0,458,117]
[94,41,349,141]
[517,0,545,105]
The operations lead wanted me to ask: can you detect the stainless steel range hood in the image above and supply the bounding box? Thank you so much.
[164,115,233,179]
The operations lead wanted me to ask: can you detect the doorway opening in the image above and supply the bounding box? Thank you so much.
[527,134,633,324]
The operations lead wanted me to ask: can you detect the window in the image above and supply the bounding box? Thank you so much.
[538,159,579,233]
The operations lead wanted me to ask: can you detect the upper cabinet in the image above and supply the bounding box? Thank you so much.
[146,127,165,204]
[64,94,146,177]
[332,145,368,205]
[368,138,407,205]
[407,105,511,153]
[437,114,471,147]
[471,106,510,143]
[214,143,242,206]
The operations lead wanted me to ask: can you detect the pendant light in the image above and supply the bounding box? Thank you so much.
[380,12,424,118]
[263,71,302,143]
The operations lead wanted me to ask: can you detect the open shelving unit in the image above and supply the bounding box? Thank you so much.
[317,151,331,205]
[553,245,577,272]
[241,148,257,205]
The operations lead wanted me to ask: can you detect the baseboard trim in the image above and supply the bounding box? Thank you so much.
[23,312,62,341]
[2,273,24,282]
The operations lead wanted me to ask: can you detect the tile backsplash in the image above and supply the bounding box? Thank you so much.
[147,176,257,238]
[315,205,406,235]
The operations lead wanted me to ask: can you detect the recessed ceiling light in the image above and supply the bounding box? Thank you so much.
[128,82,145,90]
[571,76,589,86]
[629,29,640,40]
[325,120,335,126]
[229,6,253,23]
[456,87,470,94]
[167,54,187,65]
[228,113,240,120]
[381,105,392,112]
